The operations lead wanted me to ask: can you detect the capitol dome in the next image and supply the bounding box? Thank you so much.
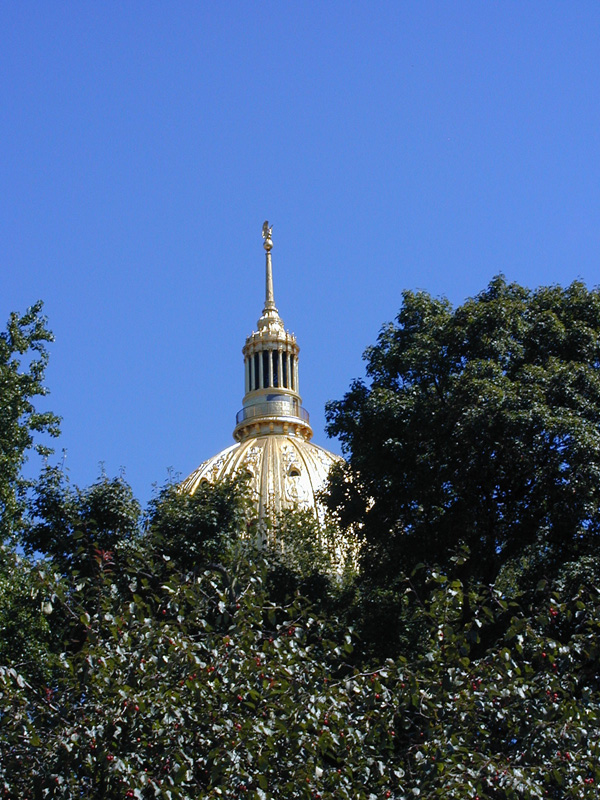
[182,223,342,520]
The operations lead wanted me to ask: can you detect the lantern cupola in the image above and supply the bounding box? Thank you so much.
[233,222,312,443]
[182,222,341,522]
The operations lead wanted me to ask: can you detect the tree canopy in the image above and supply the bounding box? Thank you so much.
[2,512,599,799]
[1,285,600,799]
[0,301,60,539]
[326,276,600,593]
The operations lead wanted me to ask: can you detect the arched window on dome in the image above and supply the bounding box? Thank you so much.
[272,350,279,387]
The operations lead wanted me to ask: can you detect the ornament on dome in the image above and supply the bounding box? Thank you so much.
[262,220,273,250]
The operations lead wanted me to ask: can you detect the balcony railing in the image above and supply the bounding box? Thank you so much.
[236,401,310,426]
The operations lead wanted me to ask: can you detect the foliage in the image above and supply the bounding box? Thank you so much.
[264,508,355,611]
[0,545,60,688]
[325,276,600,601]
[1,544,599,799]
[144,476,251,578]
[2,284,600,797]
[0,301,60,539]
[24,466,141,575]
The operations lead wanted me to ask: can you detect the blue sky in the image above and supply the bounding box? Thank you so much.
[2,2,599,505]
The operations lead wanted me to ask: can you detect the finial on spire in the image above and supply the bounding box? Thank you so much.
[262,220,273,251]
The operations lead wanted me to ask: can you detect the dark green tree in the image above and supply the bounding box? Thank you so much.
[325,277,600,645]
[25,466,141,576]
[0,545,60,687]
[0,301,60,539]
[144,475,252,578]
[264,508,354,608]
[2,541,599,799]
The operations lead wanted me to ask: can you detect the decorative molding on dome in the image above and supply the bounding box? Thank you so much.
[181,435,343,522]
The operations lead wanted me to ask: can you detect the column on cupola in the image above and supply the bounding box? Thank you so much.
[277,349,283,389]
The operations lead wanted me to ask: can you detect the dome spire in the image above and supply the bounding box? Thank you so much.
[232,222,312,443]
[182,221,343,524]
[262,220,278,317]
[258,221,281,329]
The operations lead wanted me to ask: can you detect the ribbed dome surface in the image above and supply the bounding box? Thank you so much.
[181,434,342,520]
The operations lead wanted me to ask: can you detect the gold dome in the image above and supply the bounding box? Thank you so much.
[181,435,341,521]
[183,222,342,520]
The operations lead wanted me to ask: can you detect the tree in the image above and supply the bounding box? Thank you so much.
[25,466,141,576]
[1,541,599,799]
[0,544,60,687]
[264,508,355,612]
[325,277,600,602]
[144,475,251,578]
[2,286,599,797]
[0,301,60,539]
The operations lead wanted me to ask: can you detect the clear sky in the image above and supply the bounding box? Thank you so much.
[2,2,599,505]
